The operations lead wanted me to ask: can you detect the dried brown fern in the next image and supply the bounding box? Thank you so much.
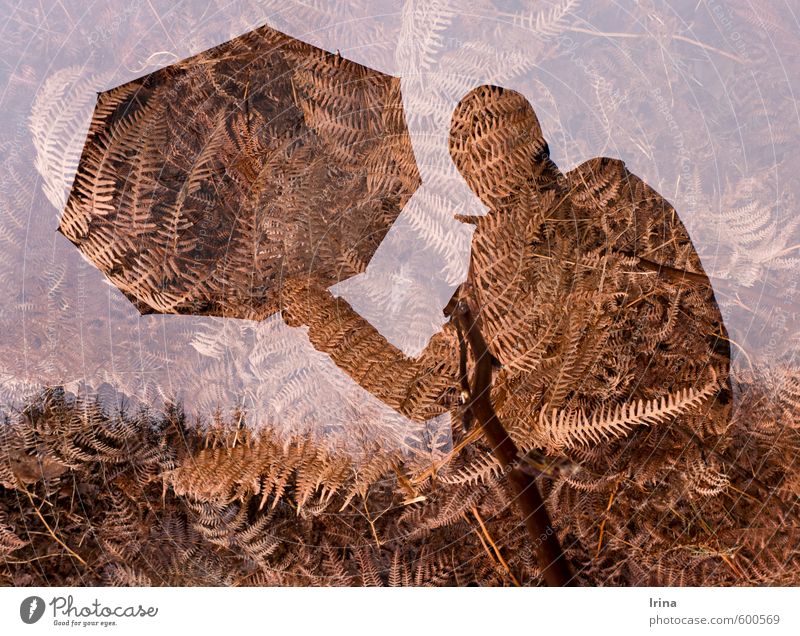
[2,0,799,589]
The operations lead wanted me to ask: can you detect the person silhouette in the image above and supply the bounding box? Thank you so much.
[281,84,731,450]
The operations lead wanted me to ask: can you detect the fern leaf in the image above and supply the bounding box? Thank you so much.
[538,368,720,451]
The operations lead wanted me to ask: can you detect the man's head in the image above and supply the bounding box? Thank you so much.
[448,85,557,209]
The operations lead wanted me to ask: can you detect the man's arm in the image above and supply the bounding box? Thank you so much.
[280,277,460,422]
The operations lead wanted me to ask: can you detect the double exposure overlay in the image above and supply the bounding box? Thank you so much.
[0,0,798,587]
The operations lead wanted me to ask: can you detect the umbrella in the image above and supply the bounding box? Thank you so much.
[60,23,420,320]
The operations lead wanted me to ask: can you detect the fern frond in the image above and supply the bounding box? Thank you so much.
[537,368,720,451]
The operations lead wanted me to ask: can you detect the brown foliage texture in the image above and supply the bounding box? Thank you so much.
[2,3,799,587]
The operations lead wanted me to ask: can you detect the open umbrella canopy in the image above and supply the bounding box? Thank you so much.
[59,23,421,320]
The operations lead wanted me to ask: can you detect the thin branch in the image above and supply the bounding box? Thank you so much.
[19,484,87,566]
[564,26,745,63]
[469,505,521,586]
[595,484,619,557]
